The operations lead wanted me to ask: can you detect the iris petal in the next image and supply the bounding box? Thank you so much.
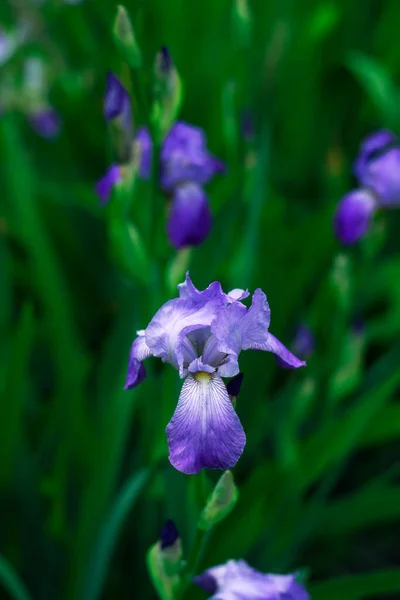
[124,334,152,389]
[253,333,306,369]
[166,373,246,474]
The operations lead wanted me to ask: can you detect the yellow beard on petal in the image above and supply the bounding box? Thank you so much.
[194,371,212,383]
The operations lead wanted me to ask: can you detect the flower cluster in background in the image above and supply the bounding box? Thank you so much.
[334,130,400,244]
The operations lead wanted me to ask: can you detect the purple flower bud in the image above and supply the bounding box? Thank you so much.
[160,121,225,192]
[334,189,377,245]
[104,72,132,136]
[354,130,400,206]
[29,108,61,139]
[226,372,244,398]
[241,110,255,141]
[134,126,152,179]
[292,324,314,359]
[167,183,212,249]
[95,164,121,204]
[158,46,173,74]
[160,520,179,549]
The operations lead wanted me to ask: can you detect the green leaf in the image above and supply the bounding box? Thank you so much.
[0,555,33,600]
[346,52,399,128]
[0,304,34,485]
[82,469,150,600]
[310,569,400,600]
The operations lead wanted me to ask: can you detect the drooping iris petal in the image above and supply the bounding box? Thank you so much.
[354,129,396,181]
[254,333,306,369]
[145,294,224,373]
[135,126,152,179]
[358,147,400,206]
[160,121,225,191]
[194,560,310,600]
[95,164,121,204]
[167,183,212,249]
[334,189,377,244]
[124,334,153,389]
[166,373,246,474]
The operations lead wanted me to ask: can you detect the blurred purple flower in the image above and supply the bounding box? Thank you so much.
[292,324,315,359]
[354,130,400,206]
[29,108,61,139]
[160,122,224,192]
[124,273,305,474]
[96,73,152,203]
[160,122,224,247]
[334,189,377,245]
[95,165,121,204]
[167,183,212,249]
[135,126,152,179]
[194,560,310,600]
[104,71,132,135]
[334,130,400,245]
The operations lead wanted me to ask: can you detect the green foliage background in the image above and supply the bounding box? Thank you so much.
[1,0,400,598]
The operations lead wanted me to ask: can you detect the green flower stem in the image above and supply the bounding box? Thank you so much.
[176,526,209,600]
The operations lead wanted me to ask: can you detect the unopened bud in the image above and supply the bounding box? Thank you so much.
[113,5,142,68]
[146,520,183,600]
[232,0,252,48]
[198,470,238,531]
[151,46,183,141]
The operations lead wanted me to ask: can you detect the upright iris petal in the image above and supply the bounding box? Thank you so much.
[124,274,305,474]
[167,183,212,248]
[194,560,310,600]
[160,121,225,191]
[334,189,377,245]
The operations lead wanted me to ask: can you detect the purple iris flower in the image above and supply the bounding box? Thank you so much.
[167,183,212,248]
[135,126,152,179]
[355,130,400,206]
[95,164,121,204]
[334,130,400,245]
[104,71,132,136]
[194,560,310,600]
[160,122,224,248]
[160,122,224,192]
[124,273,305,474]
[96,72,152,203]
[334,189,377,245]
[29,108,61,139]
